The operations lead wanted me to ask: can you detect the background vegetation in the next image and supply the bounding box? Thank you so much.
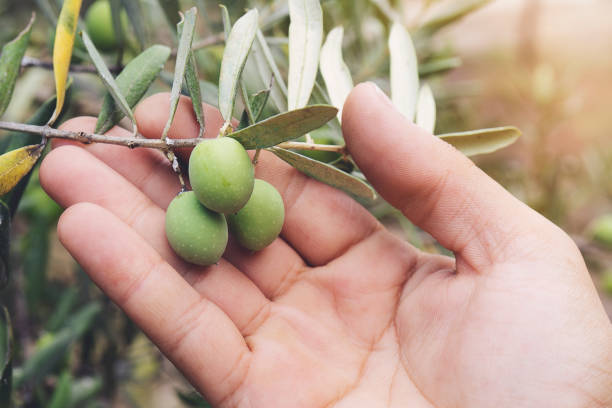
[0,0,610,406]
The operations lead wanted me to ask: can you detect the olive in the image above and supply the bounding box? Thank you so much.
[228,179,285,251]
[189,137,254,214]
[85,0,129,52]
[165,191,228,266]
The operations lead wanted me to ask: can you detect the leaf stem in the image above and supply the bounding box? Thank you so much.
[0,121,346,153]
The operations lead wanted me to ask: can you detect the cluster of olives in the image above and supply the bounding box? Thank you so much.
[165,137,285,266]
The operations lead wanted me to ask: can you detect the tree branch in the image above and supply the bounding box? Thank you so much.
[21,56,122,74]
[0,121,346,153]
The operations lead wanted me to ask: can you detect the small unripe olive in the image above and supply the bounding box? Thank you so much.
[85,0,129,52]
[165,191,228,266]
[189,137,254,214]
[228,179,285,251]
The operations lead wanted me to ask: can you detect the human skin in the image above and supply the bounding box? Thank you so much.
[39,83,612,407]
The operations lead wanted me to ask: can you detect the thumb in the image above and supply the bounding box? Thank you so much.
[342,82,566,271]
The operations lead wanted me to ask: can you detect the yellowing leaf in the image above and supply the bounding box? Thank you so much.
[0,145,44,196]
[49,0,83,125]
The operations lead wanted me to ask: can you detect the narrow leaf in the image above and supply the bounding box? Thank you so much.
[162,7,197,139]
[250,30,288,112]
[178,20,204,138]
[288,0,323,110]
[68,377,103,408]
[0,13,35,118]
[0,306,13,405]
[0,202,9,290]
[82,31,138,136]
[0,144,44,196]
[250,87,271,122]
[230,105,337,149]
[419,56,462,76]
[49,0,83,125]
[49,371,73,408]
[438,126,522,157]
[220,5,231,39]
[389,22,419,122]
[120,0,146,48]
[416,84,436,134]
[320,27,353,121]
[95,45,170,134]
[420,0,493,34]
[270,147,376,199]
[218,9,259,124]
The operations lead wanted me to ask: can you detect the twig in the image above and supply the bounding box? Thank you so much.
[0,121,347,153]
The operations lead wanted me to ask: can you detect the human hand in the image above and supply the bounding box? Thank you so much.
[40,83,612,407]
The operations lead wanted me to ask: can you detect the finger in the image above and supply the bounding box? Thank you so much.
[135,93,382,267]
[40,144,271,335]
[60,112,307,297]
[58,203,250,404]
[343,83,565,271]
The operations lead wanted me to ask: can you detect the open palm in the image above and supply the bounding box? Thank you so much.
[40,84,612,407]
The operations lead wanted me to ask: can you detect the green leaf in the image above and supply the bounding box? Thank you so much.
[288,0,323,111]
[162,7,197,139]
[0,201,10,290]
[49,371,72,408]
[230,105,337,149]
[176,389,212,407]
[0,13,35,118]
[120,0,146,48]
[14,303,101,387]
[389,22,419,122]
[68,377,102,408]
[81,30,137,136]
[418,57,462,77]
[95,45,171,134]
[178,20,205,138]
[420,0,493,34]
[0,306,13,407]
[109,0,126,55]
[320,26,353,121]
[248,30,288,112]
[438,126,522,157]
[270,148,376,200]
[416,84,436,134]
[250,88,272,122]
[46,288,78,332]
[218,9,259,124]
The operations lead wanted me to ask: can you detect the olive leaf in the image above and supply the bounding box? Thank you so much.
[49,0,83,125]
[0,202,9,290]
[320,26,353,121]
[0,306,13,406]
[0,144,44,196]
[389,22,419,122]
[0,13,35,118]
[419,0,493,35]
[178,20,204,138]
[229,105,337,149]
[247,30,288,112]
[95,45,171,134]
[218,9,259,124]
[287,0,323,111]
[120,0,146,48]
[162,7,197,140]
[81,30,138,136]
[250,87,272,122]
[35,0,58,25]
[49,371,73,408]
[69,377,103,408]
[416,84,436,134]
[419,56,462,77]
[438,126,522,157]
[14,302,101,387]
[270,148,376,200]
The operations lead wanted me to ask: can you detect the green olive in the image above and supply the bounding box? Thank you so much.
[299,136,341,163]
[85,0,129,52]
[591,214,612,248]
[228,179,285,251]
[189,137,254,214]
[165,191,228,266]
